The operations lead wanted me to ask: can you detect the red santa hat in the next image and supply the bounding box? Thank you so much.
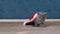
[23,13,37,26]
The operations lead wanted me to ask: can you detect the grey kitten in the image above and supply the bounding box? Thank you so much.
[34,12,46,27]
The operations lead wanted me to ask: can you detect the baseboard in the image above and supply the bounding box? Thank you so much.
[0,19,60,22]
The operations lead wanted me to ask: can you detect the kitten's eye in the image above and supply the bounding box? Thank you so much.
[38,13,39,15]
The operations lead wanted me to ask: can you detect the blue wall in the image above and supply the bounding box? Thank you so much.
[0,0,60,19]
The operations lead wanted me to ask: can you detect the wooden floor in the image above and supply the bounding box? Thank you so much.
[0,22,60,34]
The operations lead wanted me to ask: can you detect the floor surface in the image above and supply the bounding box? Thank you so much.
[0,22,60,34]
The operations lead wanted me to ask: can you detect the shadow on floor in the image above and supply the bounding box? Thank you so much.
[45,21,60,27]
